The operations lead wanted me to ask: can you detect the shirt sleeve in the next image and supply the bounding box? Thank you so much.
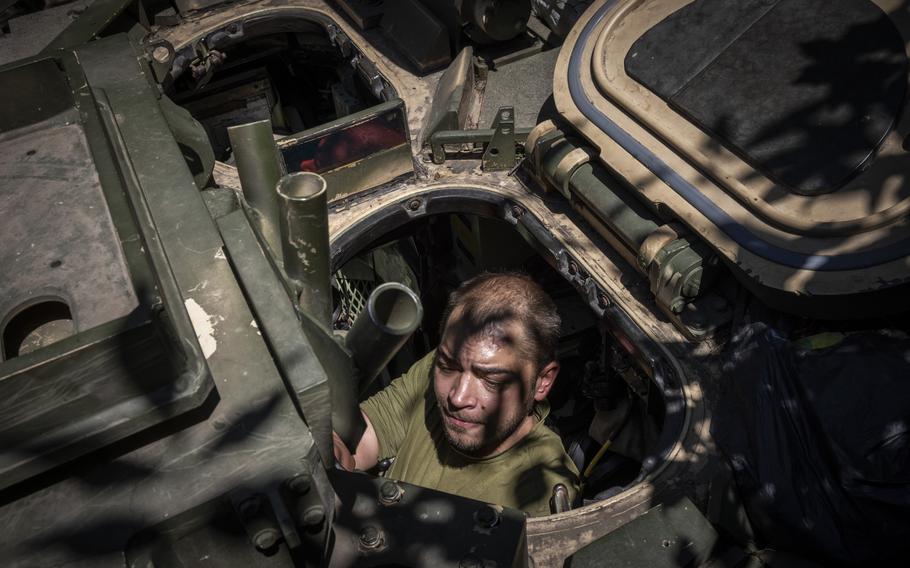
[360,350,436,459]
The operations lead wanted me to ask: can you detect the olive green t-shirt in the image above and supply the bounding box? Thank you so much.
[361,351,579,517]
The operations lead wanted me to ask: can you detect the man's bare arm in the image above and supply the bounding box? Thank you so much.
[332,411,380,471]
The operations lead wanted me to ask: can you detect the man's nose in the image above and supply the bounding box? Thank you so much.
[447,373,477,410]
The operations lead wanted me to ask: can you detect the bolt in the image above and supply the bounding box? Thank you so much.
[288,472,311,494]
[661,539,672,548]
[406,198,422,211]
[460,554,483,568]
[359,525,383,549]
[253,528,280,551]
[475,505,499,528]
[227,22,240,34]
[510,205,524,218]
[598,293,611,309]
[378,480,403,504]
[567,261,578,276]
[151,45,170,64]
[301,505,325,530]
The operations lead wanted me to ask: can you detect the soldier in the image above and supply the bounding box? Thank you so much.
[334,272,579,516]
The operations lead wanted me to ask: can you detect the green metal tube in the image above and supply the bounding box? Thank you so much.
[227,119,284,254]
[533,130,717,311]
[567,162,661,253]
[276,172,333,328]
[345,282,423,395]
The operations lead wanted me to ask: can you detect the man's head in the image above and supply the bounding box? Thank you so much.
[433,272,561,458]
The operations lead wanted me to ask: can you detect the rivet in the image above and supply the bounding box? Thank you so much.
[302,505,325,529]
[288,472,312,494]
[253,528,279,550]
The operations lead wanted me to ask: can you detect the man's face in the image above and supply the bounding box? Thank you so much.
[433,312,558,458]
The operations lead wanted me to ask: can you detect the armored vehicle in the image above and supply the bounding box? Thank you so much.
[1,0,908,566]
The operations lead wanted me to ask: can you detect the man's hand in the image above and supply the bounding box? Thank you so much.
[333,431,356,471]
[332,411,380,471]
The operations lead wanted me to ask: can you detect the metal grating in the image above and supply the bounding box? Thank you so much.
[334,273,376,330]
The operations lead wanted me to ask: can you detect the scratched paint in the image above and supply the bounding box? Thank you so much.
[184,298,217,359]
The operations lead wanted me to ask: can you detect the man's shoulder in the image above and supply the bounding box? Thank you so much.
[394,349,436,391]
[521,418,581,488]
[523,420,578,471]
[411,349,436,379]
[390,350,436,411]
[363,350,436,409]
[360,350,438,460]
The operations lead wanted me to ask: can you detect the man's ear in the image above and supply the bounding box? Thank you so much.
[533,361,560,401]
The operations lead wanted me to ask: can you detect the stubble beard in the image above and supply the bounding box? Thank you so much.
[436,394,536,457]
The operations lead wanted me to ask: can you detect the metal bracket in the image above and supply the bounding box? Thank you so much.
[145,40,175,85]
[187,44,226,89]
[327,24,389,99]
[429,106,531,169]
[482,107,516,171]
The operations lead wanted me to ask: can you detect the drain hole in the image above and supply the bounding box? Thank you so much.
[2,300,75,360]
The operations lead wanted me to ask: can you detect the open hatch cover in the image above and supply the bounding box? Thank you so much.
[554,0,910,317]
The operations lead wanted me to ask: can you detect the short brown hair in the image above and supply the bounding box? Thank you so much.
[440,271,561,369]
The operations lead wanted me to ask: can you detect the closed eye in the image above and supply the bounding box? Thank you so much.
[435,353,461,373]
[474,368,518,382]
[482,378,507,391]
